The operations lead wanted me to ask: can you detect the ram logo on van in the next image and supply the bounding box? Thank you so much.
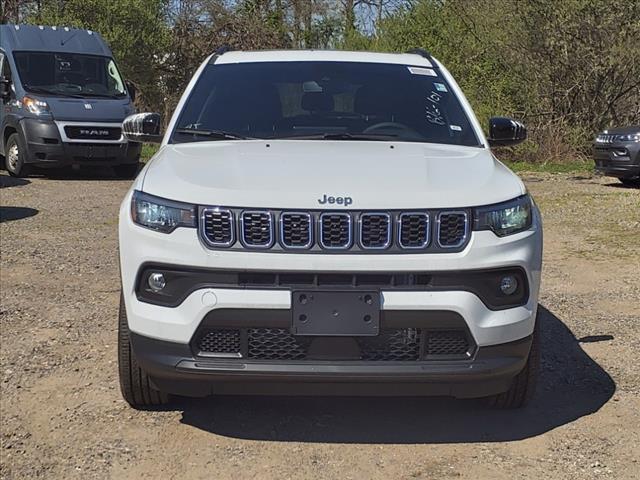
[317,194,353,206]
[80,129,110,137]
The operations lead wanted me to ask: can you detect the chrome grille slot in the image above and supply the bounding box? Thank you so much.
[437,212,468,248]
[241,211,274,248]
[399,213,430,248]
[360,213,391,249]
[319,213,352,249]
[201,208,234,247]
[280,212,312,249]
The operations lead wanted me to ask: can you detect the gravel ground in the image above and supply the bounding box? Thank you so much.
[1,168,639,479]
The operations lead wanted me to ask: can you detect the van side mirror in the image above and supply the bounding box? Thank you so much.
[488,117,527,147]
[122,113,163,143]
[125,80,136,102]
[0,76,11,100]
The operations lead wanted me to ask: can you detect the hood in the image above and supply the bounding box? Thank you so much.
[600,125,640,135]
[46,97,132,122]
[141,140,525,209]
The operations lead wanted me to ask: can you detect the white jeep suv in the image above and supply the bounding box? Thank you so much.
[118,48,542,409]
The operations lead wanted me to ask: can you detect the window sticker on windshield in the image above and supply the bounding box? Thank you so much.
[408,66,436,76]
[425,90,446,125]
[450,125,462,131]
[434,82,448,92]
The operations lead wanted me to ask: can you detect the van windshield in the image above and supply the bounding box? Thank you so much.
[172,61,480,146]
[13,51,126,98]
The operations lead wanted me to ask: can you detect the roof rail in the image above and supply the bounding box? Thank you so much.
[209,45,232,64]
[215,45,232,56]
[406,48,435,66]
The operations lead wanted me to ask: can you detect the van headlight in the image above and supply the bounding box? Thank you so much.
[474,195,533,237]
[22,96,50,115]
[131,191,196,233]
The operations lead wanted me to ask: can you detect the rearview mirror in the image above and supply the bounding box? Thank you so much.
[122,113,163,143]
[125,80,136,103]
[488,117,527,147]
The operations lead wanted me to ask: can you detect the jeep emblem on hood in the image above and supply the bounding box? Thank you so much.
[318,194,353,206]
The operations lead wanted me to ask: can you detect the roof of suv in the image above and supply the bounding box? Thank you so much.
[214,50,434,68]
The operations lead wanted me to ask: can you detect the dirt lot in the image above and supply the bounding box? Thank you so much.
[1,169,638,479]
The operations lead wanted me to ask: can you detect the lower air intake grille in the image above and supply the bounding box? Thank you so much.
[424,330,470,356]
[320,213,352,249]
[248,328,310,360]
[198,329,241,355]
[241,211,273,247]
[202,208,234,246]
[438,212,468,247]
[358,329,421,361]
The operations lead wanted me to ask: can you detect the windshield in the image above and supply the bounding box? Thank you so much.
[172,61,479,146]
[13,51,127,98]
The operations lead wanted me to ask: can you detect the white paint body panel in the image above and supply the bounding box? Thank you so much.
[120,50,542,349]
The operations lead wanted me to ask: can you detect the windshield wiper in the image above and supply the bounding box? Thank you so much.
[23,85,84,98]
[278,132,398,141]
[82,92,121,99]
[174,128,250,140]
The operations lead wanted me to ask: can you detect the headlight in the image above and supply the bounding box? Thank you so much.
[474,195,533,237]
[131,191,196,233]
[22,96,50,115]
[615,133,640,143]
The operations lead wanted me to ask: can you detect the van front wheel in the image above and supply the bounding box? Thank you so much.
[5,133,32,177]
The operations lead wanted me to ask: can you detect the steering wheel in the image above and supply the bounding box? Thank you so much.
[363,122,422,138]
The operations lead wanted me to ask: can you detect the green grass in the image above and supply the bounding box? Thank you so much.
[141,143,160,162]
[502,159,593,174]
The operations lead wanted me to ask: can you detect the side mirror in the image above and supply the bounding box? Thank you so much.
[125,80,136,103]
[0,76,11,100]
[122,112,163,143]
[488,117,527,147]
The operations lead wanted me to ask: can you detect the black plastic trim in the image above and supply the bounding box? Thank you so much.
[134,263,530,311]
[130,332,532,398]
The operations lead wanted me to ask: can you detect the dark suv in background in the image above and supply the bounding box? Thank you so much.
[593,126,640,187]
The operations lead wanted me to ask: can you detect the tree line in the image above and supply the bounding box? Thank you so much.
[2,0,639,162]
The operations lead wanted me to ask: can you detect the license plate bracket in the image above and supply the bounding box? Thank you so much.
[291,291,380,336]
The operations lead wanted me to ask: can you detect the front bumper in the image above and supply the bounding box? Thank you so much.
[593,142,640,179]
[132,331,533,398]
[119,191,542,396]
[20,118,141,166]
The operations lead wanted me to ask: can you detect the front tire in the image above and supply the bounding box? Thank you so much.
[118,292,170,408]
[4,133,32,177]
[486,315,539,409]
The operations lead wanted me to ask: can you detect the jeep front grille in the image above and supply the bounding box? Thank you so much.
[201,208,234,247]
[399,213,430,248]
[437,212,468,248]
[319,213,352,249]
[280,212,312,248]
[198,207,471,252]
[241,211,274,247]
[360,213,391,249]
